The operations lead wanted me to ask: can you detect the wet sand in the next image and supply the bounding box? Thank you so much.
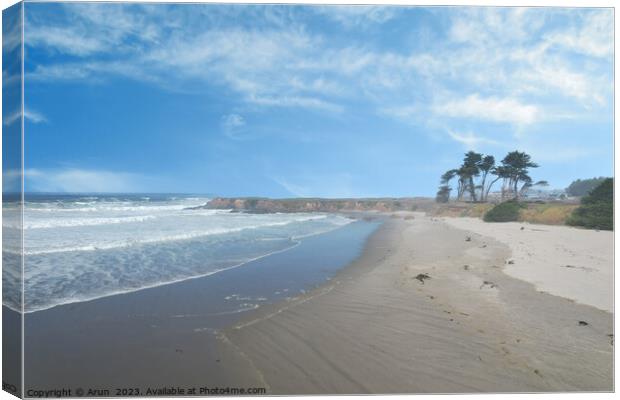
[226,213,613,393]
[22,220,380,394]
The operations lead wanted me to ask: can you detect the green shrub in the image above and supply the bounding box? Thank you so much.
[483,200,526,222]
[566,177,608,197]
[566,178,613,230]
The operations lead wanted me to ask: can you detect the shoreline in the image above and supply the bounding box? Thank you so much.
[22,217,381,391]
[16,213,371,315]
[227,213,394,331]
[16,211,613,394]
[226,212,613,393]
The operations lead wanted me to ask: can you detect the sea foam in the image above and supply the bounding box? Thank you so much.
[4,194,353,313]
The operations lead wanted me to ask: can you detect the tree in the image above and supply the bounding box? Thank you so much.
[485,165,509,202]
[566,177,608,197]
[478,155,495,202]
[520,180,549,197]
[440,169,458,186]
[499,151,538,200]
[436,185,451,203]
[461,151,483,202]
[437,150,542,203]
[437,169,458,203]
[567,178,613,230]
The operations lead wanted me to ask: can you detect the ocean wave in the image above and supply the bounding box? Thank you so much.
[13,239,304,313]
[22,209,227,229]
[26,203,208,213]
[23,214,339,255]
[23,215,158,229]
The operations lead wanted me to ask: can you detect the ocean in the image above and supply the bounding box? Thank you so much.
[3,194,375,314]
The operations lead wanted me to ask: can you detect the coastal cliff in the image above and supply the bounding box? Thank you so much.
[199,197,433,213]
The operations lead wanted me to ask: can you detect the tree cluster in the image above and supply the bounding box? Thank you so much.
[567,178,613,230]
[436,151,546,203]
[565,177,608,197]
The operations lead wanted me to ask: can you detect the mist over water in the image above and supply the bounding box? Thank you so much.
[3,194,353,313]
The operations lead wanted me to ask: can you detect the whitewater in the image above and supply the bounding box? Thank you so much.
[2,194,353,313]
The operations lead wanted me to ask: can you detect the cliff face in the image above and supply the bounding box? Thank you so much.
[202,197,433,213]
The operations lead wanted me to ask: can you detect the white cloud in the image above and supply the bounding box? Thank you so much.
[3,108,47,126]
[515,63,604,106]
[27,26,105,56]
[449,8,545,45]
[221,113,245,130]
[247,95,343,113]
[435,94,539,125]
[25,168,144,193]
[23,5,613,126]
[24,109,47,124]
[25,3,164,57]
[315,6,397,28]
[2,7,22,54]
[221,113,246,139]
[3,110,21,126]
[272,177,309,197]
[545,10,613,58]
[272,173,358,198]
[446,129,498,150]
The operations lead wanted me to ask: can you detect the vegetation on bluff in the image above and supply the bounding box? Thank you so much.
[567,178,613,230]
[565,177,608,197]
[483,200,526,222]
[432,202,578,225]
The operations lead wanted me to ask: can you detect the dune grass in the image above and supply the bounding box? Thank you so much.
[519,203,579,225]
[434,201,578,226]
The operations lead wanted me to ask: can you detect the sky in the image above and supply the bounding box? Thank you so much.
[6,3,614,197]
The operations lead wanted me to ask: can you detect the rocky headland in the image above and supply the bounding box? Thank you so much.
[194,197,434,214]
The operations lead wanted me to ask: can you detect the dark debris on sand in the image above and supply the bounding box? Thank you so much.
[415,273,431,284]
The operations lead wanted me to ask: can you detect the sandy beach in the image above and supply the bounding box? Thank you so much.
[226,213,613,393]
[442,217,613,312]
[19,211,613,394]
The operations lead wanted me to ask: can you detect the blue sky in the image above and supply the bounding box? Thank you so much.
[10,4,614,197]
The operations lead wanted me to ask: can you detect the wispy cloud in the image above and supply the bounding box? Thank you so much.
[544,10,613,58]
[446,129,499,150]
[314,6,398,28]
[2,5,22,54]
[25,168,145,193]
[221,113,246,139]
[3,108,47,126]
[25,109,47,124]
[3,110,21,126]
[27,26,106,56]
[23,5,612,133]
[435,94,539,125]
[272,173,359,198]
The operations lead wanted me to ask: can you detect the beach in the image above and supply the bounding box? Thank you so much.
[226,213,613,393]
[19,210,613,394]
[21,216,380,392]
